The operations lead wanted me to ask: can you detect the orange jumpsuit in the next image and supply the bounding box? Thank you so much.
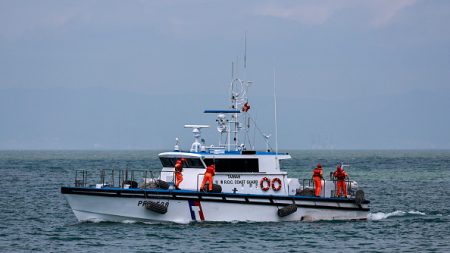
[175,172,183,189]
[334,169,348,197]
[312,167,323,197]
[175,162,183,189]
[201,165,215,191]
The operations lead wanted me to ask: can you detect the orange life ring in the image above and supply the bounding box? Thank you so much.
[260,177,270,191]
[271,178,282,191]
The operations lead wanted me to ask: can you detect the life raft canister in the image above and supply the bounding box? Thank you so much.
[260,177,270,191]
[271,178,282,191]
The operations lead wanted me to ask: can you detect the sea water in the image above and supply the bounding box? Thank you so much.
[0,150,449,252]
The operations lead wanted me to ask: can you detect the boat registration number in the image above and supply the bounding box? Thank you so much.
[137,200,169,208]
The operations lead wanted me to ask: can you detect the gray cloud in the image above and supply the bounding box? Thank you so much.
[0,0,449,149]
[254,0,418,27]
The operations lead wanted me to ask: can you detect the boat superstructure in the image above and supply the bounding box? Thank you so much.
[62,74,369,223]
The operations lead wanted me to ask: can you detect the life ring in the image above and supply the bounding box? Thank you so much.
[271,178,282,191]
[260,177,270,191]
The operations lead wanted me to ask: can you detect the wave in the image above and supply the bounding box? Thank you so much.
[368,210,426,221]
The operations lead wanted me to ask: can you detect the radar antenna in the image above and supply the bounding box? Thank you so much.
[184,125,210,152]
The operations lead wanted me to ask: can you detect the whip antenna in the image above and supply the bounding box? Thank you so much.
[273,67,279,155]
[244,32,247,69]
[231,62,234,80]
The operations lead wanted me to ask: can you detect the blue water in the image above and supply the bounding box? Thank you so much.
[1,150,449,252]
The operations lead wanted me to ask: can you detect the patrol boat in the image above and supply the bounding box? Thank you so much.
[61,77,370,223]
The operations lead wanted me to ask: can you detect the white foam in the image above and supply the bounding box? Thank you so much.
[143,221,161,225]
[368,210,426,221]
[121,220,137,224]
[407,210,426,216]
[83,218,106,223]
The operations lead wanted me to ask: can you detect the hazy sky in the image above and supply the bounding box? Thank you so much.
[1,0,449,150]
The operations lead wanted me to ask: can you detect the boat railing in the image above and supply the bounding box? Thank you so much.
[301,178,355,198]
[301,178,327,197]
[74,170,87,187]
[195,173,208,191]
[330,178,355,197]
[74,169,161,189]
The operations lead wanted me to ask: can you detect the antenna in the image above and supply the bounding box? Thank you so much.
[231,62,234,80]
[273,67,279,155]
[235,56,240,78]
[244,32,247,69]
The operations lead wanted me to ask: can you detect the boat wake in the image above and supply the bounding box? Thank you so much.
[368,210,426,221]
[82,218,107,223]
[121,220,138,224]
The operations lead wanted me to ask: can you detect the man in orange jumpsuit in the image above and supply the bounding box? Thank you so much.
[174,158,185,189]
[201,164,215,192]
[312,163,323,197]
[334,165,348,198]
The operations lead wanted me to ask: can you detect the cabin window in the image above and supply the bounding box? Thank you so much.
[159,157,204,168]
[204,158,259,173]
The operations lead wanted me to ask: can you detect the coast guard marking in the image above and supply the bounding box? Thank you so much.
[188,200,205,221]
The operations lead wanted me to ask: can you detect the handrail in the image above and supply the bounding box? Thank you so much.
[196,173,204,191]
[75,170,87,187]
[74,169,161,189]
[329,178,353,198]
[301,178,354,198]
[302,178,326,197]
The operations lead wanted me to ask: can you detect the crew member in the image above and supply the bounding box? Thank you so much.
[312,163,323,197]
[174,158,185,189]
[201,164,216,192]
[334,165,348,198]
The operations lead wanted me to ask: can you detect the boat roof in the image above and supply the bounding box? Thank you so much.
[159,151,291,159]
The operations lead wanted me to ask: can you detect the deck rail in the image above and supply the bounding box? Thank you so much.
[74,169,162,189]
[301,178,355,198]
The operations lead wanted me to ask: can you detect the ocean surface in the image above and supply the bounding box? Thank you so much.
[1,150,449,252]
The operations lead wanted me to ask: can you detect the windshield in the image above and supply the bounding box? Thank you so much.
[159,157,205,168]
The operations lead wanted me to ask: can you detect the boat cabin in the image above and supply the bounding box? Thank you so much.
[159,151,299,196]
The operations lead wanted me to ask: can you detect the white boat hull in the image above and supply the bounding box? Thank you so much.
[62,188,369,223]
